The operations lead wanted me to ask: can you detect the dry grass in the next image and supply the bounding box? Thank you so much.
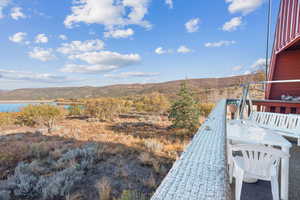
[43,113,188,159]
[143,139,164,153]
[138,152,161,173]
[143,173,156,188]
[66,192,84,200]
[0,112,190,199]
[96,177,111,200]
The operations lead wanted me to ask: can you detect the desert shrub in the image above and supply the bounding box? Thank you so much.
[84,98,129,121]
[198,103,215,117]
[143,139,164,153]
[68,105,84,116]
[96,177,111,200]
[40,167,84,199]
[0,112,18,127]
[9,162,40,198]
[17,104,64,132]
[29,142,51,160]
[133,93,170,114]
[56,143,98,170]
[4,144,102,200]
[7,151,87,199]
[143,173,156,188]
[138,152,160,173]
[168,82,200,132]
[65,192,84,200]
[117,190,148,200]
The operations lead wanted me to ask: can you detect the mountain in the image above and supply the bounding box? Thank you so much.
[0,74,264,102]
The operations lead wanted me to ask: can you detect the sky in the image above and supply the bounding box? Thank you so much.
[0,0,280,90]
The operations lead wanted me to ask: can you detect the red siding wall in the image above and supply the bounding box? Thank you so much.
[269,49,300,99]
[266,0,300,99]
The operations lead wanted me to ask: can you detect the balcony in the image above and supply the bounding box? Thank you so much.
[151,99,300,200]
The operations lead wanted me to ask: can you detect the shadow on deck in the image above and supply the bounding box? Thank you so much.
[231,141,300,200]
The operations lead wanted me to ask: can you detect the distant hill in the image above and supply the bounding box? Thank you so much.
[0,74,264,102]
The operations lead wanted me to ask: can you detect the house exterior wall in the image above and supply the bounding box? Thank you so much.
[269,49,300,99]
[266,0,300,99]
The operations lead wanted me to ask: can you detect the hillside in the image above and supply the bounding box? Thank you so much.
[0,74,264,102]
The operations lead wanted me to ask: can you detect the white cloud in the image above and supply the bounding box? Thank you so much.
[251,58,269,69]
[205,40,236,47]
[225,0,264,15]
[165,0,173,9]
[177,45,192,54]
[104,71,159,78]
[222,17,242,32]
[0,0,10,19]
[69,51,141,66]
[63,51,141,73]
[59,34,68,40]
[232,65,242,71]
[104,28,134,39]
[244,70,251,75]
[61,64,118,73]
[57,39,105,54]
[185,18,200,33]
[0,69,77,83]
[64,0,151,30]
[11,7,26,20]
[35,33,49,43]
[28,47,56,62]
[155,47,166,55]
[9,32,27,43]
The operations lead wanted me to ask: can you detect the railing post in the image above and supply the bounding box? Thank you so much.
[257,105,261,112]
[286,107,291,114]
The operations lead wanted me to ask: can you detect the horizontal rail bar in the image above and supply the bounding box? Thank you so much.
[241,79,300,86]
[228,99,300,105]
[151,99,231,200]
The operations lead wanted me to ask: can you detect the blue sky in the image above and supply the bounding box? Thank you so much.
[0,0,280,90]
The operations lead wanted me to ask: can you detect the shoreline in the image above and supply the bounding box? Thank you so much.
[0,100,54,104]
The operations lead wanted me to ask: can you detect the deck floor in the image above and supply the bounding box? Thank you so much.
[231,141,300,200]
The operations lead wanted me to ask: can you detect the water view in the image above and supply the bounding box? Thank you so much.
[0,103,36,112]
[0,102,58,112]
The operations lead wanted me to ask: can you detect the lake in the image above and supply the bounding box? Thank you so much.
[0,102,57,112]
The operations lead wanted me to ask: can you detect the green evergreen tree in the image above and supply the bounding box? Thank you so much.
[168,81,200,132]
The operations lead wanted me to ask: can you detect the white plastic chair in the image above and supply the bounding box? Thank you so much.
[230,144,289,200]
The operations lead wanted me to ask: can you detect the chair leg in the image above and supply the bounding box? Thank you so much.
[235,171,244,200]
[229,163,233,184]
[271,176,279,200]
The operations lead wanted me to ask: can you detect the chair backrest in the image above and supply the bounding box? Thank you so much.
[249,111,300,135]
[287,114,300,131]
[231,144,289,178]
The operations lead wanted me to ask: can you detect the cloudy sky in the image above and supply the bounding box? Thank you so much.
[0,0,279,90]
